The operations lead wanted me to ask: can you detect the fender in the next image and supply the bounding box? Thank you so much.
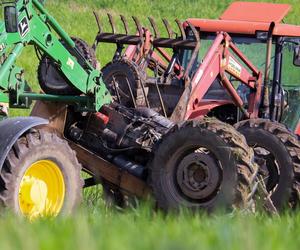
[0,117,48,170]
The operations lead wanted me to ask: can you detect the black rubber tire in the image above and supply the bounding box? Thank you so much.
[235,119,300,210]
[0,129,83,216]
[148,118,257,212]
[102,59,143,107]
[38,37,98,95]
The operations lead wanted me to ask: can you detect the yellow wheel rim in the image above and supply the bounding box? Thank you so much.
[18,160,65,219]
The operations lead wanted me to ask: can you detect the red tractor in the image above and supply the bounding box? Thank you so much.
[94,2,300,210]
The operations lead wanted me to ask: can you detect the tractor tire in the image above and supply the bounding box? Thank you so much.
[148,118,257,212]
[102,59,144,107]
[235,119,300,210]
[38,37,98,95]
[0,129,83,218]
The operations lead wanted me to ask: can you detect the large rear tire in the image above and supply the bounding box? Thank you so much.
[102,59,144,107]
[148,118,257,212]
[235,119,300,210]
[38,37,98,95]
[0,129,83,219]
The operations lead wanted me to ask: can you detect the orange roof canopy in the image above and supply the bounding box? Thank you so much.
[186,2,300,37]
[220,2,291,23]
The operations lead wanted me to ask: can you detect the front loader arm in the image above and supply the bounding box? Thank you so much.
[0,0,111,111]
[171,32,263,121]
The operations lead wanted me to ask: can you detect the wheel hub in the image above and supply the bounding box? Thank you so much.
[18,160,65,219]
[19,176,48,210]
[176,152,221,200]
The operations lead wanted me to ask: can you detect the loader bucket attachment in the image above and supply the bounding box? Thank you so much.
[93,14,144,47]
[92,13,201,115]
[92,12,200,75]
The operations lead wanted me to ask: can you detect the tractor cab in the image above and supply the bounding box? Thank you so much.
[182,2,300,134]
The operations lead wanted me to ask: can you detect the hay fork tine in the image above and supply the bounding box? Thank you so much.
[187,21,200,42]
[148,17,160,38]
[162,18,175,38]
[183,21,200,81]
[132,16,143,38]
[107,13,117,34]
[175,19,186,40]
[93,11,102,34]
[120,15,129,35]
[132,16,144,62]
[92,11,103,51]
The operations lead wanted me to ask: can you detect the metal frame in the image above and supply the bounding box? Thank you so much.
[0,0,111,111]
[93,10,300,135]
[92,13,265,122]
[30,101,150,197]
[171,32,263,121]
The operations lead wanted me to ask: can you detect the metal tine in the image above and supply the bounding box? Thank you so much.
[187,21,200,42]
[162,18,175,38]
[148,17,160,38]
[92,11,103,51]
[120,15,129,35]
[131,16,144,63]
[107,13,117,34]
[93,11,103,34]
[175,19,186,40]
[132,16,143,38]
[183,21,200,81]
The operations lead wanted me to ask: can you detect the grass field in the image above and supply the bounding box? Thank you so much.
[1,206,300,250]
[3,0,300,250]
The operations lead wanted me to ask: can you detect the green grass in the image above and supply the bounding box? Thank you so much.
[3,1,300,249]
[1,204,300,250]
